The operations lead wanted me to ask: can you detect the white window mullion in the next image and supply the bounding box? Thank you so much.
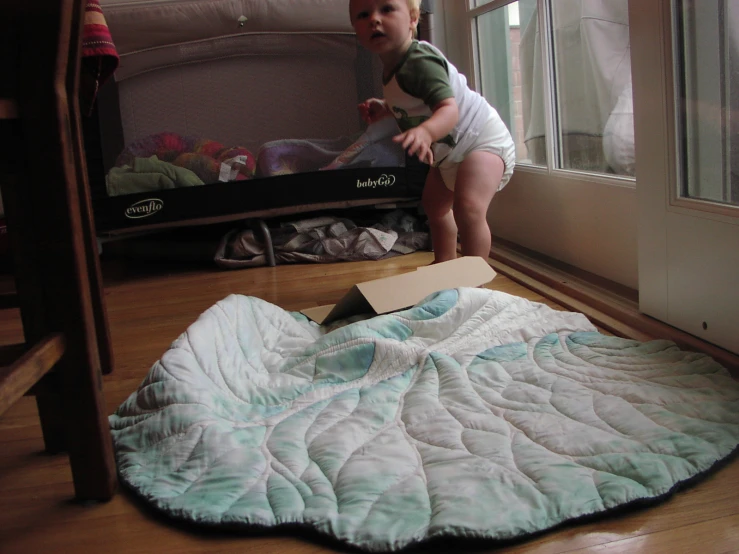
[468,11,480,92]
[536,0,559,173]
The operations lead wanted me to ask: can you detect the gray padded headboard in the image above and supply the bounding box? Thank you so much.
[98,0,383,164]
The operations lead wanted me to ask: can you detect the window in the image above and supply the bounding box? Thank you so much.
[678,0,739,207]
[468,0,635,178]
[472,3,542,165]
[434,0,640,289]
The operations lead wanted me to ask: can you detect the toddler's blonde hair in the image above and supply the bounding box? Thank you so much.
[407,0,422,20]
[407,0,421,36]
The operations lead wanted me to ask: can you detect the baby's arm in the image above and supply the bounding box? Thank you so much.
[394,98,459,165]
[358,98,392,125]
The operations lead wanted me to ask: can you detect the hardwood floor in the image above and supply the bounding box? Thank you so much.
[1,252,737,554]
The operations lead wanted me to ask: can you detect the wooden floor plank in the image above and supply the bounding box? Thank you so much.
[562,514,739,554]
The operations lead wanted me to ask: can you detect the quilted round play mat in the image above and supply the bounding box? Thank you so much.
[109,288,739,552]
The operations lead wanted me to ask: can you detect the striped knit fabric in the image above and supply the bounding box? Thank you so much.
[81,0,119,112]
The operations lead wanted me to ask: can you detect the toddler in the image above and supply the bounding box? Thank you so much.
[349,0,516,263]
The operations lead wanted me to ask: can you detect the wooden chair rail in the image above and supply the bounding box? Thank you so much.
[0,334,65,417]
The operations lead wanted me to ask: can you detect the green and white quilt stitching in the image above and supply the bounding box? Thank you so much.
[110,288,739,551]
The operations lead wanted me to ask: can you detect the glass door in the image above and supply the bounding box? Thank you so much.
[635,0,739,355]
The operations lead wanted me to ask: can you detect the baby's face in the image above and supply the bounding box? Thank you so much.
[349,0,417,57]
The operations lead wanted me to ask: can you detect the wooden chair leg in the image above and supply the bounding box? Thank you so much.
[33,356,117,500]
[36,391,67,454]
[57,353,117,501]
[58,0,117,501]
[67,0,115,377]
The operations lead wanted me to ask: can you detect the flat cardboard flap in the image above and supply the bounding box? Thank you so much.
[358,256,495,315]
[301,256,496,324]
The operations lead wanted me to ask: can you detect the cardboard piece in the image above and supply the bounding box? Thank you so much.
[301,256,496,324]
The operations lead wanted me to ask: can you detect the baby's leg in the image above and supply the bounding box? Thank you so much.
[453,151,505,259]
[421,167,457,263]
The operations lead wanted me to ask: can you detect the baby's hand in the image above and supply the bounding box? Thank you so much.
[394,126,434,165]
[358,98,390,125]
